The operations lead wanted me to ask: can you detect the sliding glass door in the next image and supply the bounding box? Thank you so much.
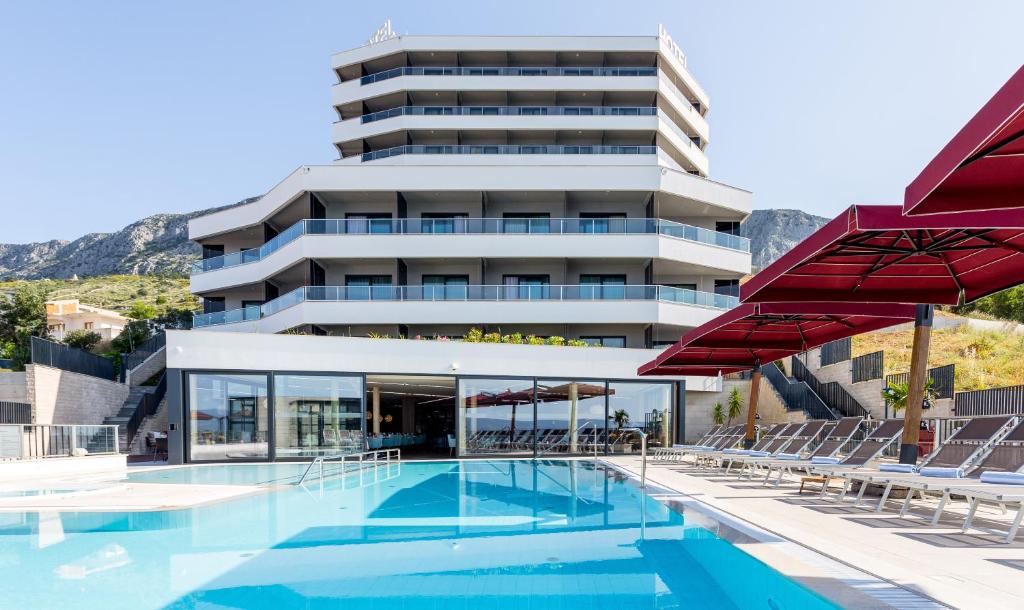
[187,373,269,461]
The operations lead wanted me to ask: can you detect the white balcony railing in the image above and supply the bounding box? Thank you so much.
[193,284,740,328]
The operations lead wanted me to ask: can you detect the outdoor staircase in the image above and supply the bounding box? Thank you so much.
[104,385,157,452]
[761,362,838,420]
[791,357,871,419]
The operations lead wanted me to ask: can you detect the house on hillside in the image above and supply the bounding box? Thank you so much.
[45,299,128,344]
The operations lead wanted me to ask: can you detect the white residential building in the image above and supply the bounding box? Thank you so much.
[166,27,752,464]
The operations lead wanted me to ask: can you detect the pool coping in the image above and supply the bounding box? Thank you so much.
[601,459,949,609]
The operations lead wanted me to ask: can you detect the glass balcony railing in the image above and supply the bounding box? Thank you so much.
[360,144,657,162]
[193,284,740,328]
[358,66,657,85]
[192,218,751,273]
[358,106,657,124]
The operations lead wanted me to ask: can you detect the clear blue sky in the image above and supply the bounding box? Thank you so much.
[1,1,1022,243]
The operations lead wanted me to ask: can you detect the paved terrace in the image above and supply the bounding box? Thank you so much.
[608,455,1024,609]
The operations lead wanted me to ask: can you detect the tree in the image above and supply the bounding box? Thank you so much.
[0,284,50,371]
[127,300,157,320]
[882,378,937,415]
[727,387,744,425]
[110,319,152,354]
[712,402,726,425]
[612,409,630,430]
[62,329,103,352]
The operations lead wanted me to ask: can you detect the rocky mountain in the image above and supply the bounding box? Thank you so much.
[0,199,256,279]
[0,202,828,279]
[741,208,830,269]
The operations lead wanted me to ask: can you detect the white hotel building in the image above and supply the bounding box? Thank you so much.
[164,28,753,464]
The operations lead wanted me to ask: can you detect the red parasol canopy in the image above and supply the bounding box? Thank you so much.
[905,65,1024,216]
[638,302,916,376]
[740,205,1024,305]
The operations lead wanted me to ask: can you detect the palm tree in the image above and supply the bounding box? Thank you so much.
[882,378,937,415]
[612,409,630,431]
[727,387,743,425]
[712,402,726,425]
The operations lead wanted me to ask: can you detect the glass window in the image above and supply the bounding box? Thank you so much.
[579,336,627,348]
[346,275,393,300]
[714,279,740,298]
[502,213,551,234]
[458,378,535,456]
[580,275,627,299]
[346,213,393,234]
[421,213,468,234]
[502,275,550,300]
[188,373,268,461]
[423,275,469,300]
[579,213,627,234]
[273,375,363,459]
[535,380,609,455]
[607,382,673,451]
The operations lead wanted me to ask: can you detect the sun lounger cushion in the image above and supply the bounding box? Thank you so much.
[879,463,917,473]
[811,456,841,465]
[746,450,770,457]
[723,449,747,454]
[774,453,801,460]
[919,466,963,478]
[980,471,1024,485]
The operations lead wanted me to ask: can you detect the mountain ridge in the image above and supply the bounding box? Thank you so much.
[0,204,828,279]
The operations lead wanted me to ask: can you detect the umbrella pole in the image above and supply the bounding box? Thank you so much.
[900,304,933,464]
[744,362,762,449]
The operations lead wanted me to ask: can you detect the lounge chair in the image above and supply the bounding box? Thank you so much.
[955,472,1024,543]
[730,420,830,478]
[661,425,741,462]
[684,425,746,466]
[846,415,1017,514]
[712,423,804,470]
[712,423,790,471]
[654,425,724,459]
[751,417,864,486]
[808,419,905,498]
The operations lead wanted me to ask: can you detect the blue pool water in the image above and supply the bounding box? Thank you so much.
[0,460,837,609]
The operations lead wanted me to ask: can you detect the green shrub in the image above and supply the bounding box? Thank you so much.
[545,336,565,346]
[62,329,103,352]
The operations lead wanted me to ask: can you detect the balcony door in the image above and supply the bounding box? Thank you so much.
[503,275,550,300]
[421,213,468,234]
[423,275,469,300]
[346,275,393,301]
[346,213,393,234]
[502,213,551,234]
[580,274,627,300]
[579,213,627,234]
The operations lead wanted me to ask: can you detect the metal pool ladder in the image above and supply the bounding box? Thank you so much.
[617,428,648,489]
[297,448,401,485]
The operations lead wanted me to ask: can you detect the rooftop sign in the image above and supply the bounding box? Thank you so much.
[658,23,687,68]
[367,19,397,45]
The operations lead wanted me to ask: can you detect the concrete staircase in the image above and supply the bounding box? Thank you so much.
[103,385,157,452]
[128,397,168,455]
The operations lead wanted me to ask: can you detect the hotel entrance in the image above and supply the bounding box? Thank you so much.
[365,375,456,458]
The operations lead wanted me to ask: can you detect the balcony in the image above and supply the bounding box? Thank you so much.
[192,218,751,274]
[193,284,740,330]
[358,144,656,163]
[356,105,658,124]
[359,66,657,85]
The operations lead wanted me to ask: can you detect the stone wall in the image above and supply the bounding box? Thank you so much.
[0,372,28,403]
[26,364,129,425]
[794,349,886,419]
[126,347,166,387]
[683,376,806,443]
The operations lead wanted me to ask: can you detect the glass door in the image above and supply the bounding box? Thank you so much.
[503,275,550,300]
[421,213,468,234]
[580,274,627,300]
[579,213,627,234]
[187,373,269,462]
[423,275,469,300]
[502,213,551,234]
[346,275,393,300]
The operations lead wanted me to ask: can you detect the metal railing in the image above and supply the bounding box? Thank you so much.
[536,421,600,458]
[791,357,870,419]
[852,350,884,383]
[955,384,1024,416]
[297,448,401,485]
[761,362,837,420]
[124,372,167,453]
[0,424,119,460]
[886,363,955,400]
[617,427,648,489]
[360,143,657,162]
[359,105,657,123]
[820,338,852,367]
[191,217,750,273]
[194,284,741,328]
[0,401,31,424]
[120,332,166,380]
[30,336,115,381]
[358,65,657,85]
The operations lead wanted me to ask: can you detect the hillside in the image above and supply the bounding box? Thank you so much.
[0,275,197,317]
[853,319,1024,392]
[0,203,827,280]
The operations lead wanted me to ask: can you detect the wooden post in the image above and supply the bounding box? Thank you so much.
[569,382,579,453]
[372,386,381,436]
[900,304,933,464]
[744,363,762,449]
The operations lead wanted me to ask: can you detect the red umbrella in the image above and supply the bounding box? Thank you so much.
[639,302,915,445]
[905,65,1024,216]
[740,204,1024,306]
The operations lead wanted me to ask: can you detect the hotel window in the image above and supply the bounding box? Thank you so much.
[713,279,740,298]
[422,275,469,300]
[346,213,393,234]
[535,379,609,455]
[458,377,536,457]
[187,373,269,462]
[715,221,741,236]
[607,381,673,449]
[502,275,550,300]
[346,275,393,300]
[579,336,627,348]
[84,322,94,330]
[273,374,363,459]
[579,213,627,234]
[579,275,627,299]
[502,213,551,234]
[202,297,226,314]
[421,213,468,234]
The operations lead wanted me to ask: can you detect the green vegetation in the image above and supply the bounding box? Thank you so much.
[366,327,590,347]
[61,329,103,352]
[881,378,937,414]
[0,284,50,369]
[712,402,726,425]
[854,322,1024,391]
[727,387,743,425]
[956,285,1024,324]
[0,275,198,318]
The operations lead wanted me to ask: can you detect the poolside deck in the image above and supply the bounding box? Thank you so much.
[608,455,1024,609]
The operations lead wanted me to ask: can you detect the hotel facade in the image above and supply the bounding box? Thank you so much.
[164,28,753,464]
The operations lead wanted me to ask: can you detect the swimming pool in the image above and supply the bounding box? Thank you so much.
[0,460,837,609]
